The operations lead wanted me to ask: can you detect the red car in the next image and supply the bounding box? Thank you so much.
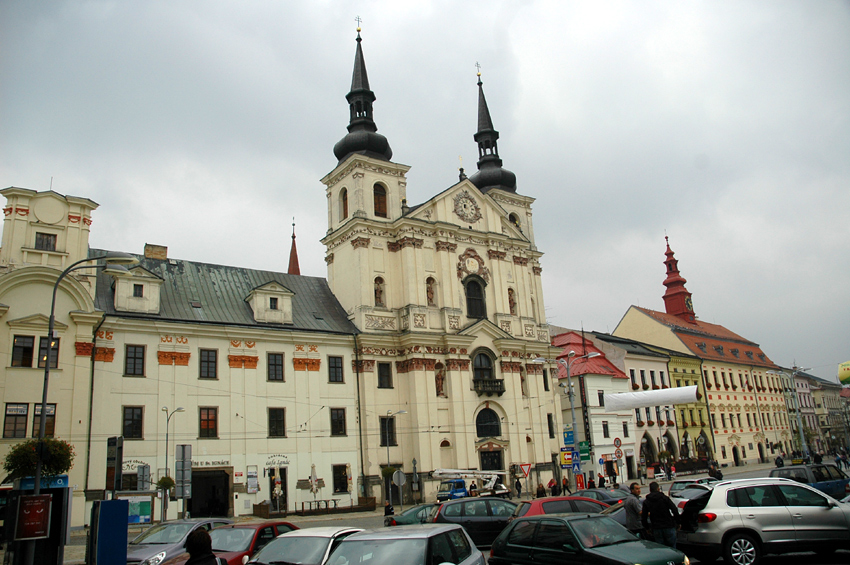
[509,495,609,521]
[163,520,298,565]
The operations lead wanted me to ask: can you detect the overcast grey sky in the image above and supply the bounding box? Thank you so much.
[2,1,848,381]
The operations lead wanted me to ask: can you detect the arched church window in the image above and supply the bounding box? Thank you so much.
[340,188,348,220]
[473,352,493,380]
[507,288,517,316]
[509,213,521,230]
[426,277,436,307]
[440,439,451,448]
[476,408,501,438]
[374,277,385,307]
[373,184,387,218]
[465,278,486,319]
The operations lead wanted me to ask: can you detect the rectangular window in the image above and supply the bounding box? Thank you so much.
[269,408,286,438]
[645,407,651,421]
[332,464,349,494]
[635,409,642,423]
[746,413,752,427]
[199,349,217,379]
[328,356,344,383]
[660,371,666,386]
[269,297,278,310]
[650,370,656,386]
[629,369,636,385]
[721,446,727,459]
[133,284,144,297]
[123,406,144,439]
[330,408,346,436]
[3,403,28,438]
[602,420,609,438]
[11,336,35,367]
[721,414,727,428]
[125,345,145,376]
[34,232,57,251]
[377,362,393,389]
[268,353,284,381]
[32,404,56,438]
[711,414,716,428]
[547,413,555,438]
[640,370,646,386]
[380,416,396,446]
[676,379,682,388]
[623,421,629,437]
[37,337,60,369]
[542,369,550,391]
[597,391,605,407]
[200,407,218,438]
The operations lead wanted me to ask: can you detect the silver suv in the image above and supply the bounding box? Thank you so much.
[677,477,850,564]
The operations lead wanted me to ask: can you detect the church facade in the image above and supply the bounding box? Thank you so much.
[0,31,565,527]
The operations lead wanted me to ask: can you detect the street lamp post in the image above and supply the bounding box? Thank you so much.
[161,406,184,521]
[769,367,811,460]
[384,410,407,508]
[26,252,137,565]
[534,351,600,488]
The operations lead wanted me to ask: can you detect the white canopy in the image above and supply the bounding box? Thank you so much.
[603,385,698,411]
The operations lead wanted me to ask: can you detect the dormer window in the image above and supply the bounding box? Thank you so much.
[270,297,278,310]
[133,284,144,298]
[757,353,766,362]
[696,342,707,353]
[246,281,294,324]
[730,348,739,358]
[714,345,724,355]
[745,351,754,359]
[35,232,56,251]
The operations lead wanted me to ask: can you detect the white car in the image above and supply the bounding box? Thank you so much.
[247,526,362,565]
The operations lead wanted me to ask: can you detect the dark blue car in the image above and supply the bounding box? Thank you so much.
[769,463,850,499]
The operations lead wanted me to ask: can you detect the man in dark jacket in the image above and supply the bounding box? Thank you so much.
[641,481,680,548]
[185,529,226,565]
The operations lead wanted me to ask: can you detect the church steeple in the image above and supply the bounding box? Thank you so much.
[662,236,695,323]
[333,26,393,164]
[287,220,300,275]
[469,69,516,194]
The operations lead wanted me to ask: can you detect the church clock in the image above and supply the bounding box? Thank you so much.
[453,190,482,223]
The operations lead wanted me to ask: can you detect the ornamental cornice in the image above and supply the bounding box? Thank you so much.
[489,193,535,208]
[322,158,410,188]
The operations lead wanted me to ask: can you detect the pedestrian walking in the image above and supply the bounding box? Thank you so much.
[536,483,546,498]
[515,478,523,498]
[562,476,571,495]
[624,482,644,538]
[587,477,596,489]
[670,464,676,478]
[597,473,606,488]
[641,481,680,549]
[552,480,561,497]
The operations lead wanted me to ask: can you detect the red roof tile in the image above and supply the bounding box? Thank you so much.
[552,331,628,379]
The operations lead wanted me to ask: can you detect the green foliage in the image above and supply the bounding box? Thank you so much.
[381,466,397,479]
[658,450,673,463]
[156,476,175,490]
[3,438,75,480]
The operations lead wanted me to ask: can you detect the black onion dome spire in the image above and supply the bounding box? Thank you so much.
[469,72,516,193]
[333,29,393,164]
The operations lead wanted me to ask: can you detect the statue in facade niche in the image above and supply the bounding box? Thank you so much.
[426,278,436,307]
[435,363,447,397]
[508,288,517,315]
[374,277,385,307]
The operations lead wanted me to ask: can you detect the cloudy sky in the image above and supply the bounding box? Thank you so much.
[2,1,848,381]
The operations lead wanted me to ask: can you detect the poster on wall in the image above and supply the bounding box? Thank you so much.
[247,466,259,494]
[125,496,152,524]
[14,494,52,541]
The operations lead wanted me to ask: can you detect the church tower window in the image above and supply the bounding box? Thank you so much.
[373,184,387,218]
[340,188,348,220]
[464,278,486,319]
[473,352,494,380]
[374,277,385,307]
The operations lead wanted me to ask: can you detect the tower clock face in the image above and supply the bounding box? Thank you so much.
[685,296,693,311]
[453,191,482,223]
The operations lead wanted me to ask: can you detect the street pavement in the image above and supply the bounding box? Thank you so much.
[53,459,823,563]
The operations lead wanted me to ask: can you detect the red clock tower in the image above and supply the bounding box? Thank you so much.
[662,237,696,323]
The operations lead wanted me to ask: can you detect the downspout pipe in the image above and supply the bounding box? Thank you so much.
[353,332,366,499]
[84,313,107,496]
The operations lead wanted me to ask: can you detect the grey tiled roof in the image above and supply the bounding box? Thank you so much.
[90,249,358,335]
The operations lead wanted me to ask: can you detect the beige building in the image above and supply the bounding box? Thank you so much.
[614,239,792,467]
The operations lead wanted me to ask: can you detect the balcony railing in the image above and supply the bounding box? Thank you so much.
[473,378,505,397]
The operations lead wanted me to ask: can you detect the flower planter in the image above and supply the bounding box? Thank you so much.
[692,422,700,427]
[662,385,669,389]
[637,421,645,427]
[647,420,655,426]
[696,392,703,400]
[706,383,712,389]
[642,384,650,390]
[632,383,640,391]
[682,423,689,428]
[667,420,676,426]
[652,385,660,390]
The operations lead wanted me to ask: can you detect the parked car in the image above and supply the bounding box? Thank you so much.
[668,476,719,497]
[489,514,688,565]
[384,503,438,526]
[127,518,233,565]
[162,521,298,565]
[510,495,608,522]
[768,463,850,499]
[326,524,485,565]
[598,501,627,527]
[678,477,850,564]
[247,527,362,565]
[573,487,630,505]
[427,496,517,547]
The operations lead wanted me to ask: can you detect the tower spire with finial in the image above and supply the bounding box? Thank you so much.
[662,236,694,323]
[469,63,517,194]
[288,218,301,275]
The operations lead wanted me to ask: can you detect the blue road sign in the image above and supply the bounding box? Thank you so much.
[572,462,582,474]
[564,431,574,445]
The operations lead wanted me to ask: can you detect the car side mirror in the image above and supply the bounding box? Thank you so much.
[827,499,837,508]
[562,542,579,553]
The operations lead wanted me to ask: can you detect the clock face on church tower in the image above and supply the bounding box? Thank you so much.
[453,191,482,223]
[685,296,693,312]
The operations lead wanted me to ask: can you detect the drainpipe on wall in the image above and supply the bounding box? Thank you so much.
[353,332,366,499]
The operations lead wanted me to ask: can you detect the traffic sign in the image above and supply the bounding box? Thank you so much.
[520,463,531,477]
[560,447,573,467]
[615,448,623,459]
[564,430,574,445]
[572,462,582,474]
[613,438,622,448]
[572,449,580,464]
[598,458,604,465]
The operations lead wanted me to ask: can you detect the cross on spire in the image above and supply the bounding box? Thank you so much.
[355,15,362,30]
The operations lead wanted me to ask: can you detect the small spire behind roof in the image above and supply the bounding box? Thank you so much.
[288,218,301,275]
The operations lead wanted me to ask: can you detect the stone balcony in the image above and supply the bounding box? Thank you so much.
[473,378,505,397]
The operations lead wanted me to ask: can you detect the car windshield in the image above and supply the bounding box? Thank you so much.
[437,483,454,493]
[210,528,254,552]
[131,522,194,545]
[570,517,635,549]
[670,482,692,493]
[327,539,427,565]
[253,536,330,565]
